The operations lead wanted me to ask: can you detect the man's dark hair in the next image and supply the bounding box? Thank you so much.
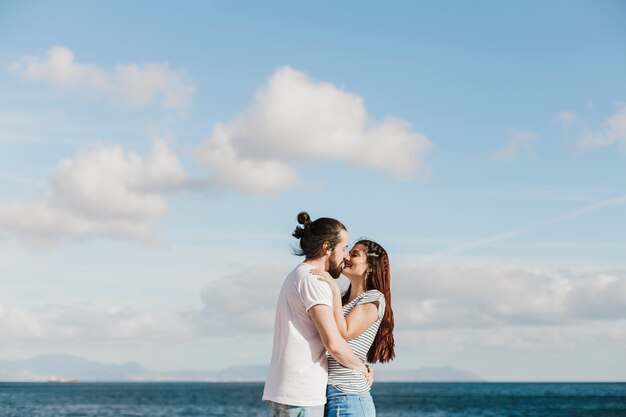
[292,211,346,259]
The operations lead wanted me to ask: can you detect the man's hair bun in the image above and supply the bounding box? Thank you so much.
[291,211,346,259]
[293,211,312,239]
[298,212,312,228]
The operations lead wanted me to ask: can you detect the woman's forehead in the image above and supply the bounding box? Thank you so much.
[350,243,367,253]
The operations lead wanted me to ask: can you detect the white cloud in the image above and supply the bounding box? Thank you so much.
[393,265,626,329]
[397,321,626,357]
[194,66,432,194]
[190,263,626,338]
[10,46,195,115]
[396,326,574,354]
[566,272,626,319]
[482,327,575,350]
[494,129,536,161]
[190,266,289,335]
[554,111,578,128]
[0,139,187,248]
[573,105,626,152]
[0,303,189,343]
[197,127,300,195]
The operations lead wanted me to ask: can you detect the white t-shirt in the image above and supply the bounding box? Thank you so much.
[262,262,333,406]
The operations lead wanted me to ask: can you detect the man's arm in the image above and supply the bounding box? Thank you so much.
[309,304,369,376]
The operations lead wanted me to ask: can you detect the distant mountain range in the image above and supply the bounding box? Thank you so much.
[0,354,483,382]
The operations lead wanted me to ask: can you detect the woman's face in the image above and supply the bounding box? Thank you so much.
[343,244,369,279]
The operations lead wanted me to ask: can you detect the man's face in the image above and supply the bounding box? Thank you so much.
[327,229,350,279]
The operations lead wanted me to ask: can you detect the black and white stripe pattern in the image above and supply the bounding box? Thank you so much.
[327,289,385,393]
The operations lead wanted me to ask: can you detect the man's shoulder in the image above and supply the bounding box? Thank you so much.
[290,264,331,296]
[282,263,316,291]
[287,262,314,281]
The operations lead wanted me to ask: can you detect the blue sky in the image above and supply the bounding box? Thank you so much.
[0,1,625,381]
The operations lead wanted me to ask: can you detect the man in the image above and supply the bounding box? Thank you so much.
[263,212,372,417]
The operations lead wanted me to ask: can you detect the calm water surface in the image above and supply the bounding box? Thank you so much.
[0,382,625,417]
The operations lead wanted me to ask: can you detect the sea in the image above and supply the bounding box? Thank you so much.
[1,382,625,417]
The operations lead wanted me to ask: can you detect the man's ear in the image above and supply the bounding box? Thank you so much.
[322,241,331,254]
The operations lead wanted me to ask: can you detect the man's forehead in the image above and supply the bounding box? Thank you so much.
[339,229,349,244]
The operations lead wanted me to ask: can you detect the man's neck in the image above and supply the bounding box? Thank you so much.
[303,257,327,271]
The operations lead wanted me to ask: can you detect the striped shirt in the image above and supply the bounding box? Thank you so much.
[327,289,385,393]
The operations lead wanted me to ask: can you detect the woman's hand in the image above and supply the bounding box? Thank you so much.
[310,269,338,289]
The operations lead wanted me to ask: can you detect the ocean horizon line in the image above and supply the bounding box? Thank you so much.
[2,380,625,384]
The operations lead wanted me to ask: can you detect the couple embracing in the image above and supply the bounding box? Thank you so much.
[263,212,395,417]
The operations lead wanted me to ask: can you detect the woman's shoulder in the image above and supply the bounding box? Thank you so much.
[358,289,384,304]
[354,290,385,320]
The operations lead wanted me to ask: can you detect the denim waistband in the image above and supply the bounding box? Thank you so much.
[326,384,372,399]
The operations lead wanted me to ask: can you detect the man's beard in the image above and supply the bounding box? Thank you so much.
[328,256,344,279]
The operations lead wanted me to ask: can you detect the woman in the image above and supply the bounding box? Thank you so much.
[312,239,395,417]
